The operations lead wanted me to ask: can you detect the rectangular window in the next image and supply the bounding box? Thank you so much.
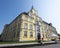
[30,32,33,37]
[34,24,36,32]
[24,23,28,30]
[25,16,28,21]
[24,31,27,37]
[18,23,21,29]
[17,30,20,37]
[30,24,33,30]
[42,27,45,32]
[36,25,40,33]
[30,17,33,22]
[13,32,15,38]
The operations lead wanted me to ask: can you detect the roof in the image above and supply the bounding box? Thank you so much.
[43,21,49,25]
[43,21,56,29]
[9,12,28,25]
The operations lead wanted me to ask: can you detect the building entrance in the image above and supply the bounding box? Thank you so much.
[37,33,41,43]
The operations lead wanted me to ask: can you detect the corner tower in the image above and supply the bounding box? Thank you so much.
[28,6,38,16]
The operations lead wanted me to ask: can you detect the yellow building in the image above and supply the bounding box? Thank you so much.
[1,6,59,42]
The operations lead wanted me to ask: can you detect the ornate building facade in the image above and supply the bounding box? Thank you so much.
[1,7,59,42]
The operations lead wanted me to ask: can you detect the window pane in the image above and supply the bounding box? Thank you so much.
[30,32,33,37]
[24,23,28,29]
[30,24,33,30]
[30,18,33,22]
[25,16,28,20]
[24,31,27,37]
[42,27,45,32]
[13,32,15,38]
[17,30,20,37]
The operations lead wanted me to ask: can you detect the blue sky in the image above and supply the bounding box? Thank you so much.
[0,0,60,34]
